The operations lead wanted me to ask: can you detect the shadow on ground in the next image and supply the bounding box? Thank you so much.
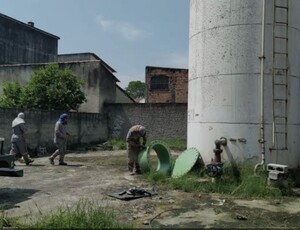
[0,188,39,210]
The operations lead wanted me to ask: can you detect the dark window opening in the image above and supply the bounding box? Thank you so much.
[150,75,169,90]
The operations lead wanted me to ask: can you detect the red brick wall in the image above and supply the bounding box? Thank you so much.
[145,66,188,103]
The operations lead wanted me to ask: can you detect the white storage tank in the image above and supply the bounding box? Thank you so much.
[188,0,300,168]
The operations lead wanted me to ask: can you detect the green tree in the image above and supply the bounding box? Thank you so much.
[0,81,23,108]
[125,80,145,98]
[20,64,86,111]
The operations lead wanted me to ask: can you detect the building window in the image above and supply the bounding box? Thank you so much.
[150,75,169,90]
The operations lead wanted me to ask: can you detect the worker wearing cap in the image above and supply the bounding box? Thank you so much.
[49,113,70,165]
[126,125,147,175]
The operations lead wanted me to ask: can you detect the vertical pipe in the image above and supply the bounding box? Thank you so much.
[0,139,3,155]
[254,0,266,174]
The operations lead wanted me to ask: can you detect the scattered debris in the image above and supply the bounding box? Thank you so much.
[107,186,158,200]
[211,199,226,206]
[235,213,248,220]
[292,188,300,196]
[95,142,113,151]
[143,220,150,225]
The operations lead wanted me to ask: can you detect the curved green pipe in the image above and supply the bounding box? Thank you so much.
[138,141,172,174]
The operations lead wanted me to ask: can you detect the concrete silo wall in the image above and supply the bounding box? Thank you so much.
[188,0,300,168]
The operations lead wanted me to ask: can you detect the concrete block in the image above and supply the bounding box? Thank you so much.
[267,163,288,174]
[268,171,280,180]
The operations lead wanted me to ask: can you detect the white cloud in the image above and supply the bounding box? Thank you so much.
[96,15,151,41]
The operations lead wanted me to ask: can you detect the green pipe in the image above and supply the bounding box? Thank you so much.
[138,141,172,173]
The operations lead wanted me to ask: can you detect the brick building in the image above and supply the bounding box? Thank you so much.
[145,66,188,103]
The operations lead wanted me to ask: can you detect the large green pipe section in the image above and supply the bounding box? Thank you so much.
[138,141,172,174]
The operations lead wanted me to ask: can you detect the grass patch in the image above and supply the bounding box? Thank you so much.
[144,169,169,184]
[148,139,186,151]
[0,211,14,228]
[143,163,295,199]
[109,139,186,151]
[110,139,127,150]
[157,139,186,151]
[67,155,127,167]
[10,200,132,229]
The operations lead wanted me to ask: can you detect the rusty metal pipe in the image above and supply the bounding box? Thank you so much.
[213,137,227,163]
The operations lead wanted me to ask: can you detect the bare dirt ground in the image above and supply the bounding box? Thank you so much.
[1,150,300,228]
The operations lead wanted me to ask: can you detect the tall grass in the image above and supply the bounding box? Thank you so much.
[0,211,12,228]
[9,200,132,229]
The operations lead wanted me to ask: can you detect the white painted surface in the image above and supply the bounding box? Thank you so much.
[188,0,300,167]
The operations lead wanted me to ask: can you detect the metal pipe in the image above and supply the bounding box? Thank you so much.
[0,137,4,155]
[255,0,266,175]
[213,137,227,163]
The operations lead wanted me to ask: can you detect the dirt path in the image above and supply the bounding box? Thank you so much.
[1,150,300,228]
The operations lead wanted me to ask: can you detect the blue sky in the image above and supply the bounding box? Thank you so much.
[1,0,189,88]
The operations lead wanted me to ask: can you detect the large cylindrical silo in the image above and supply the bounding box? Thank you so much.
[188,0,300,168]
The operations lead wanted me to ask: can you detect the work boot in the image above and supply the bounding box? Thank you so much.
[135,170,142,175]
[59,162,68,166]
[25,159,34,166]
[135,164,141,174]
[128,168,135,175]
[128,162,134,172]
[22,153,33,165]
[49,157,54,165]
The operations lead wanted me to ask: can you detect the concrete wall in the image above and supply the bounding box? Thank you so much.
[58,61,117,113]
[0,61,118,113]
[146,66,188,103]
[58,53,99,62]
[0,108,108,154]
[115,85,135,103]
[104,103,187,141]
[0,13,58,64]
[0,104,187,154]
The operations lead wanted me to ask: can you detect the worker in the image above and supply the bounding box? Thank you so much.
[49,113,70,165]
[126,124,147,175]
[10,112,34,165]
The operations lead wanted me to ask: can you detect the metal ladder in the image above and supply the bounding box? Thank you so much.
[271,0,289,156]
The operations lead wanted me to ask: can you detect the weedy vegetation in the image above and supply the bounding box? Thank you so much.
[1,200,132,229]
[144,162,296,199]
[2,139,297,229]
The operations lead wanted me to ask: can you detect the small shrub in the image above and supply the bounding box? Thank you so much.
[110,139,126,150]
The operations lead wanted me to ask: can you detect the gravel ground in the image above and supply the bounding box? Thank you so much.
[1,150,300,228]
